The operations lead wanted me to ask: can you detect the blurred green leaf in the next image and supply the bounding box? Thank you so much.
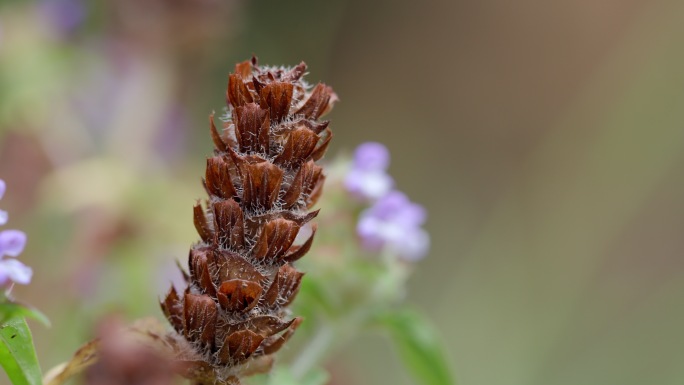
[0,318,42,385]
[375,307,455,385]
[0,303,51,328]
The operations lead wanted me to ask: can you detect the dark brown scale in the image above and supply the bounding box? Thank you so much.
[161,57,337,384]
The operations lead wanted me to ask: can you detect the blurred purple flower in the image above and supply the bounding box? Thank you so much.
[38,0,86,35]
[0,179,32,286]
[0,230,26,258]
[366,191,426,226]
[357,191,430,261]
[345,142,394,201]
[0,259,32,286]
[353,142,390,171]
[345,170,393,201]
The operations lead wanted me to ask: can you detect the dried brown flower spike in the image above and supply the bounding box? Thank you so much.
[161,57,337,384]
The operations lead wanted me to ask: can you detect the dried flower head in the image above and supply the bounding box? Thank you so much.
[161,57,336,384]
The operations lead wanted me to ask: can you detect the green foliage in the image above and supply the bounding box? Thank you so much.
[375,308,455,385]
[0,303,51,328]
[0,318,42,385]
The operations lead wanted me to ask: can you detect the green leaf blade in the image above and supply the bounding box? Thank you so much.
[0,318,42,385]
[0,303,51,328]
[377,308,455,385]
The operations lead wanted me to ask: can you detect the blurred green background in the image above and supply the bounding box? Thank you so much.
[2,0,684,384]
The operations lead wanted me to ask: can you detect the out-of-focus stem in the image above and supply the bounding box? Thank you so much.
[291,324,336,379]
[291,249,410,380]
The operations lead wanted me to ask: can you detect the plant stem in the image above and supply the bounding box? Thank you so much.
[291,324,335,380]
[290,253,409,380]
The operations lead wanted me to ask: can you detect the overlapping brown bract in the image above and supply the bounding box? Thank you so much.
[161,57,336,384]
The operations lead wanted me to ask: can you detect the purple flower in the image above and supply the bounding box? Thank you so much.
[345,170,393,201]
[366,191,426,226]
[392,228,429,262]
[345,142,394,201]
[0,230,27,258]
[353,142,390,171]
[0,259,32,286]
[0,179,32,286]
[357,191,430,261]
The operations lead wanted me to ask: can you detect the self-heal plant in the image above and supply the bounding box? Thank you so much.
[43,57,337,385]
[40,59,453,385]
[158,57,336,385]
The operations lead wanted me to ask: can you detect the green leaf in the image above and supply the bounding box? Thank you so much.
[0,318,42,385]
[0,303,51,328]
[375,307,455,385]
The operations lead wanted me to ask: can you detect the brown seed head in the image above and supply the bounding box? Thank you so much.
[161,57,336,383]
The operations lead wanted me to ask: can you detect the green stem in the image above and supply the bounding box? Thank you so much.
[290,250,410,380]
[291,324,336,380]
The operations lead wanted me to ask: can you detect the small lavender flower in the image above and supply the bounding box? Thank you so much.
[353,142,391,171]
[0,259,32,286]
[0,230,27,258]
[357,191,430,261]
[345,142,394,201]
[0,179,32,286]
